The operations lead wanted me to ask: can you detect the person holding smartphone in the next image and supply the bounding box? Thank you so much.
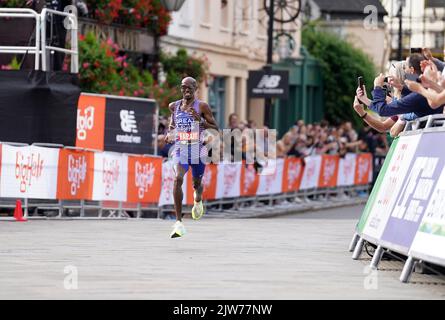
[368,54,444,117]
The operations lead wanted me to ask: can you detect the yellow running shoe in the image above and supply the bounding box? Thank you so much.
[191,191,204,220]
[170,221,186,238]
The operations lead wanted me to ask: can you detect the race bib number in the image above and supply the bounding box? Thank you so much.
[178,131,199,142]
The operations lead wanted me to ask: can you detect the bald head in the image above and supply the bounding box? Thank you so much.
[181,77,197,89]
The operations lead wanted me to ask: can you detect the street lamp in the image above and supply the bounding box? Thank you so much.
[160,0,186,12]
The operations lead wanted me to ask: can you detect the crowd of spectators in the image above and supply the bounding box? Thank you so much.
[156,47,445,160]
[156,112,388,160]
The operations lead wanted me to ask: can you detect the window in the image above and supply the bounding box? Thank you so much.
[221,0,229,29]
[257,0,267,38]
[241,0,251,33]
[208,76,226,129]
[179,0,191,27]
[201,0,211,26]
[434,32,444,50]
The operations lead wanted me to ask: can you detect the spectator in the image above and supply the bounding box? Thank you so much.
[369,54,444,117]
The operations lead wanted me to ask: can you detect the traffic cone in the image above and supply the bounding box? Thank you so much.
[13,200,26,222]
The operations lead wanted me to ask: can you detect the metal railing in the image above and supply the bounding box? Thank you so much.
[0,8,78,73]
[41,8,78,73]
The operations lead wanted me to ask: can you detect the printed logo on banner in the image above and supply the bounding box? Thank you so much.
[355,154,372,185]
[287,159,302,191]
[15,151,44,193]
[103,158,120,196]
[57,149,94,200]
[77,107,94,141]
[319,155,339,188]
[134,161,155,199]
[241,163,259,196]
[202,168,212,190]
[67,154,87,196]
[76,94,106,151]
[201,164,218,201]
[224,164,238,197]
[120,110,139,134]
[300,156,322,190]
[258,75,281,89]
[392,157,438,222]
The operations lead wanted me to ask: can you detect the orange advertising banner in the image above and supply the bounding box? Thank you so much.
[354,153,373,185]
[127,155,162,203]
[282,157,304,192]
[240,162,260,196]
[56,149,94,200]
[76,94,106,151]
[318,155,340,188]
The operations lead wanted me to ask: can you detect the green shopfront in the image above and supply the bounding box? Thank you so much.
[270,48,324,137]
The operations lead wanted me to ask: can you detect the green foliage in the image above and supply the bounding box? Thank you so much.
[160,48,210,87]
[78,32,153,97]
[302,24,376,127]
[78,33,210,116]
[0,0,28,8]
[157,48,210,113]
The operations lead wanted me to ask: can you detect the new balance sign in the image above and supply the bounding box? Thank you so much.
[248,70,289,98]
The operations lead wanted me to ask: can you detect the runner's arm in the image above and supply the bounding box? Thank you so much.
[200,102,219,131]
[165,102,176,143]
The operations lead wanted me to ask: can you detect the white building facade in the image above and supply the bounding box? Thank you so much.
[381,0,445,60]
[161,0,301,128]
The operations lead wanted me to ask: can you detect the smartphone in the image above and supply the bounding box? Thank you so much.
[357,76,364,90]
[405,73,419,82]
[410,47,422,54]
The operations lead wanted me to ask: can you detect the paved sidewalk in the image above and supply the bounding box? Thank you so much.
[0,205,444,299]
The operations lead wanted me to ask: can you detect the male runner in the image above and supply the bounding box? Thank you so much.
[165,77,219,238]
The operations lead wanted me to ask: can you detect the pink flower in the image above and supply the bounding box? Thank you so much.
[83,62,90,69]
[133,90,139,96]
[123,62,128,68]
[106,38,114,46]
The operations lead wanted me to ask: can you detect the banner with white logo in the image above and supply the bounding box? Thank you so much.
[57,149,94,200]
[300,156,322,190]
[247,70,289,99]
[127,155,162,203]
[318,155,339,188]
[216,162,241,198]
[92,152,128,201]
[337,153,357,187]
[257,159,284,195]
[0,145,60,199]
[103,96,156,154]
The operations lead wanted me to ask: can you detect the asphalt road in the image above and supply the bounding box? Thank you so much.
[0,204,444,299]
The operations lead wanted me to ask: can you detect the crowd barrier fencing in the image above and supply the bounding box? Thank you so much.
[350,114,445,283]
[0,140,373,220]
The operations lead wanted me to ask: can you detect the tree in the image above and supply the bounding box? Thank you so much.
[302,24,376,127]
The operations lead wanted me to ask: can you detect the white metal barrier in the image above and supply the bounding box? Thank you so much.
[0,8,78,72]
